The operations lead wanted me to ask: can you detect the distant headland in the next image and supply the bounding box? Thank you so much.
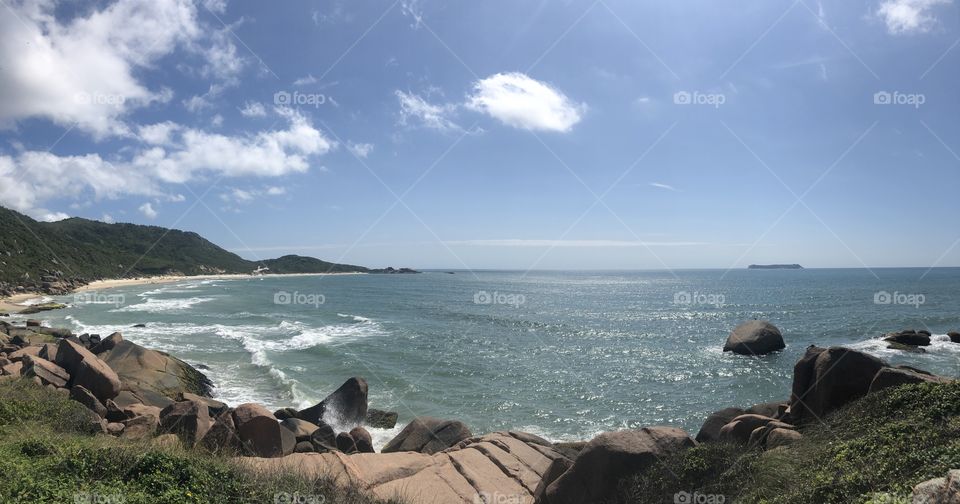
[748,264,804,269]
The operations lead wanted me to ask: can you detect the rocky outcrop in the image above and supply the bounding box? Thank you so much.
[232,403,294,458]
[296,377,368,428]
[723,320,785,355]
[544,427,696,504]
[22,355,69,388]
[883,329,931,347]
[365,408,398,429]
[159,399,211,445]
[717,414,778,445]
[788,346,885,423]
[381,417,472,454]
[869,366,952,393]
[912,469,960,503]
[55,339,121,402]
[696,407,744,443]
[101,340,212,399]
[240,431,569,504]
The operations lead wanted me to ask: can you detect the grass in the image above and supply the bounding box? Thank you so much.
[0,379,402,504]
[618,381,960,504]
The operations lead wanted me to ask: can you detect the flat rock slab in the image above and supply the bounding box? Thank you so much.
[239,431,568,504]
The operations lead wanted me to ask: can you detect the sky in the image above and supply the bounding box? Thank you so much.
[1,0,959,270]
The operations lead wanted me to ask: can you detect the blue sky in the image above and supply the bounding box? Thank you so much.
[1,0,959,270]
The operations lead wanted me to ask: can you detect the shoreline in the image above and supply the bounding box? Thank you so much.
[0,272,366,314]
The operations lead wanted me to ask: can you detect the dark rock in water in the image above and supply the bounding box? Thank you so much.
[949,332,960,343]
[869,366,952,393]
[723,320,785,355]
[788,346,885,424]
[233,403,291,457]
[696,407,745,443]
[365,408,398,429]
[884,330,931,347]
[25,319,40,327]
[350,426,374,453]
[273,407,299,421]
[70,385,107,418]
[918,329,932,337]
[336,432,357,453]
[132,324,147,328]
[887,342,926,353]
[19,303,67,315]
[159,400,211,445]
[194,363,211,370]
[545,427,696,504]
[381,417,472,454]
[297,377,368,428]
[309,421,337,452]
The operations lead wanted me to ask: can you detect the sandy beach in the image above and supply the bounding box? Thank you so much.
[0,272,365,314]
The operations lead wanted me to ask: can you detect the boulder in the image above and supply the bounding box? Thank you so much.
[55,339,96,374]
[178,392,228,417]
[718,414,778,445]
[232,403,293,457]
[25,319,40,327]
[336,432,357,453]
[122,403,163,422]
[545,427,696,504]
[381,417,472,454]
[723,320,785,355]
[296,377,368,428]
[70,385,108,418]
[273,407,298,421]
[200,410,242,454]
[533,457,574,504]
[766,428,802,449]
[949,331,960,343]
[695,407,744,443]
[90,332,123,354]
[869,366,952,393]
[309,421,337,452]
[746,401,787,419]
[365,408,399,429]
[121,414,159,440]
[113,388,174,410]
[912,469,960,503]
[280,418,319,441]
[159,400,211,445]
[349,426,374,453]
[788,346,885,424]
[294,441,314,453]
[73,355,121,403]
[22,355,69,388]
[101,340,213,399]
[8,346,42,362]
[38,343,57,362]
[1,361,22,376]
[883,330,930,347]
[106,422,125,435]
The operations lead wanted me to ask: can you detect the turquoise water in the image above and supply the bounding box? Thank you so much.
[23,268,960,447]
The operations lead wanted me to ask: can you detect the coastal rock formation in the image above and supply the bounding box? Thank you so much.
[233,403,294,457]
[695,407,744,443]
[240,431,569,504]
[200,410,241,454]
[766,428,802,449]
[101,340,213,398]
[869,366,953,393]
[717,414,779,445]
[159,399,211,445]
[22,355,69,388]
[949,331,960,343]
[381,416,472,454]
[883,329,931,347]
[297,377,368,428]
[723,320,785,355]
[788,346,885,423]
[544,427,696,504]
[69,385,107,418]
[365,408,398,429]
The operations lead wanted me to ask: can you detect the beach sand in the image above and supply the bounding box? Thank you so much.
[0,272,364,314]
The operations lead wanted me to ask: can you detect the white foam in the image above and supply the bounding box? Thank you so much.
[18,296,54,306]
[847,334,960,358]
[112,297,214,313]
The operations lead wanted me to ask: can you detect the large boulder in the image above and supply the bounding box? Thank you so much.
[297,377,368,428]
[70,385,108,418]
[883,330,931,347]
[912,469,960,503]
[309,421,337,452]
[159,400,211,445]
[869,366,952,393]
[22,355,69,388]
[365,408,398,429]
[695,407,745,443]
[101,340,213,399]
[948,331,960,343]
[90,332,123,354]
[766,428,802,450]
[121,415,159,440]
[232,403,294,457]
[350,426,374,453]
[280,418,319,441]
[201,410,242,454]
[788,346,885,423]
[723,320,785,355]
[381,417,472,454]
[717,414,778,445]
[55,339,121,402]
[545,427,696,504]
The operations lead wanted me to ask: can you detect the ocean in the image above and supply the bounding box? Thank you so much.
[26,268,960,449]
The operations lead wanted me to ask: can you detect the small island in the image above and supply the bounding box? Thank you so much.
[748,264,804,269]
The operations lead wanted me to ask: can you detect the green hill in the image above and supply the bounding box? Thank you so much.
[0,206,368,291]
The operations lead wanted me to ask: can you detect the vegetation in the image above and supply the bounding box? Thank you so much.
[0,379,400,504]
[619,381,960,504]
[0,205,367,286]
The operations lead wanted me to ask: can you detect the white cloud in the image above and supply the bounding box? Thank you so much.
[649,182,679,192]
[138,122,181,145]
[0,0,205,138]
[265,186,286,196]
[395,91,461,132]
[347,142,374,158]
[293,74,319,86]
[240,101,267,117]
[139,202,158,219]
[220,185,287,205]
[102,214,116,224]
[876,0,951,34]
[40,212,70,222]
[465,73,585,133]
